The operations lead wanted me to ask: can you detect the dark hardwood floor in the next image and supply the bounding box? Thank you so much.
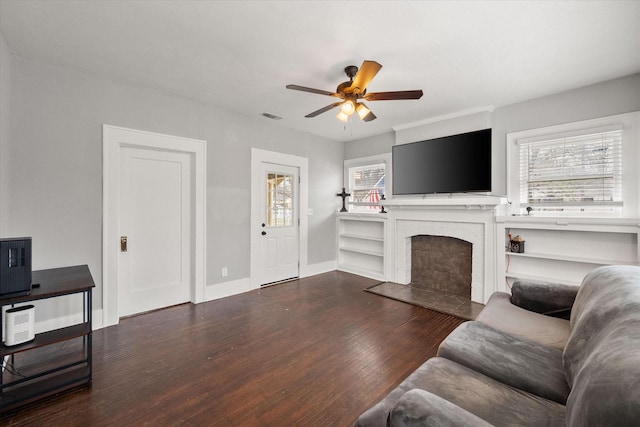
[2,271,464,426]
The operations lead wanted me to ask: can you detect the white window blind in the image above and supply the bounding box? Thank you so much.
[518,128,623,210]
[349,163,385,211]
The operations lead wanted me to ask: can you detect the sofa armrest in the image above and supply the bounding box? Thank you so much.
[510,280,579,319]
[388,389,494,427]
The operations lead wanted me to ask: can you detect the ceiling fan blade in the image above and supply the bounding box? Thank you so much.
[365,90,424,101]
[305,102,343,118]
[286,84,339,97]
[350,60,382,95]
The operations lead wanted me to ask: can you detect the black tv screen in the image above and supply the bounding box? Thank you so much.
[392,128,492,195]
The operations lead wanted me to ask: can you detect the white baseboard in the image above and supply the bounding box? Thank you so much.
[301,260,337,278]
[92,309,104,330]
[203,260,337,303]
[204,277,255,302]
[33,311,99,333]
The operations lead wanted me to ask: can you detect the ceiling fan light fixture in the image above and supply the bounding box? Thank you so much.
[336,111,349,122]
[356,103,370,120]
[341,99,356,115]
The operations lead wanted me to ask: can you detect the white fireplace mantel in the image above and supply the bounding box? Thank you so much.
[384,196,507,210]
[384,202,503,304]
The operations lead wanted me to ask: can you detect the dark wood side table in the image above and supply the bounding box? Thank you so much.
[0,265,94,413]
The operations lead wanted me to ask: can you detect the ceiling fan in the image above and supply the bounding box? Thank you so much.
[286,60,423,123]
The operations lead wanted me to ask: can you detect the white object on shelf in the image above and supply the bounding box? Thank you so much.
[4,305,35,346]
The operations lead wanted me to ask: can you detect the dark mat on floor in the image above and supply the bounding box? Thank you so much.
[366,282,484,321]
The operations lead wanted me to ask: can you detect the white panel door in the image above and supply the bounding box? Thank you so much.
[256,163,299,285]
[118,146,192,317]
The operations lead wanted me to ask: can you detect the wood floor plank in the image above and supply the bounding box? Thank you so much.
[1,271,464,426]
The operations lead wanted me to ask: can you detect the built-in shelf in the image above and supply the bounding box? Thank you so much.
[337,214,387,281]
[339,246,384,257]
[504,251,639,266]
[339,233,384,242]
[496,216,640,227]
[497,218,640,291]
[505,272,581,287]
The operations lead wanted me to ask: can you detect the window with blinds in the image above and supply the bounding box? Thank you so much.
[518,127,623,212]
[349,163,385,211]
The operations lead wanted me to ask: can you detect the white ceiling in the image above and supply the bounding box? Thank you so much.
[1,0,639,142]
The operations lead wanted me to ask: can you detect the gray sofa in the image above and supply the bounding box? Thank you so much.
[354,265,640,426]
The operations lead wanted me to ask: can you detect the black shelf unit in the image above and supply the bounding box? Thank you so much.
[0,265,94,413]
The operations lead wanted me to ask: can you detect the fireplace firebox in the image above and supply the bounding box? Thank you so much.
[411,235,472,299]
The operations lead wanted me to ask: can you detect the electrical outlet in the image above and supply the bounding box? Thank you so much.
[221,267,228,277]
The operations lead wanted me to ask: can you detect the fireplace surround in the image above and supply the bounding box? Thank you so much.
[385,197,506,304]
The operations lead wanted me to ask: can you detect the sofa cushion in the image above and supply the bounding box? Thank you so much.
[408,358,565,426]
[388,389,493,427]
[354,357,565,427]
[476,291,570,350]
[563,265,640,426]
[510,279,578,319]
[437,321,569,404]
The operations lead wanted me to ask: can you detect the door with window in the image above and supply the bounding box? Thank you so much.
[255,163,299,285]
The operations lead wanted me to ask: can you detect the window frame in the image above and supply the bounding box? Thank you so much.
[506,112,639,218]
[344,153,392,213]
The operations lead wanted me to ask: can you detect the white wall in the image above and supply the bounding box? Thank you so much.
[4,53,344,315]
[0,32,10,236]
[344,131,394,162]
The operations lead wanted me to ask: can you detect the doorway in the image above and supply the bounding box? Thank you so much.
[250,149,308,287]
[103,125,206,327]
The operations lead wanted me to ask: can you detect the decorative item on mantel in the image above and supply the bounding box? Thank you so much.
[337,187,351,212]
[509,235,525,253]
[379,195,386,213]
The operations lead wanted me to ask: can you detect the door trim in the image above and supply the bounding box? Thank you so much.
[103,125,207,328]
[250,148,308,288]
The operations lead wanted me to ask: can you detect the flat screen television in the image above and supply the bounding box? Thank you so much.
[392,128,492,195]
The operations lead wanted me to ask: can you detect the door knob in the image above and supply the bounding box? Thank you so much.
[120,236,128,252]
[261,231,267,236]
